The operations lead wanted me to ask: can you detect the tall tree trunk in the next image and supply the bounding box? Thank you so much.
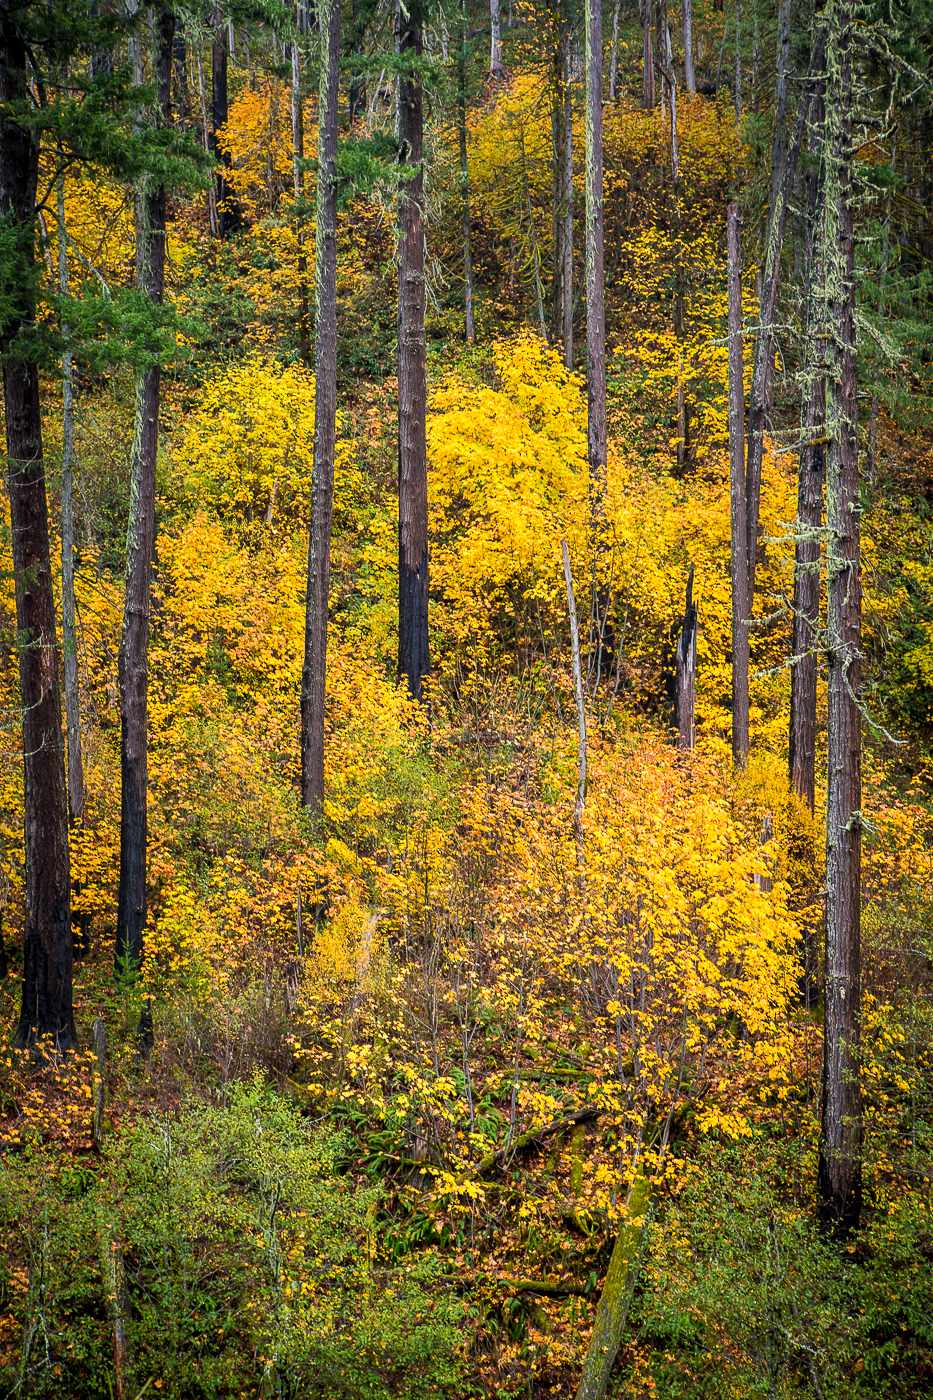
[584,0,607,513]
[58,178,85,828]
[290,32,310,362]
[490,0,504,74]
[397,0,430,702]
[819,0,861,1237]
[733,0,742,123]
[211,3,236,235]
[1,21,73,1049]
[349,0,367,123]
[300,0,340,811]
[789,47,826,811]
[643,0,655,109]
[609,0,621,100]
[563,18,573,369]
[727,201,750,766]
[459,0,475,343]
[745,30,824,609]
[115,6,174,975]
[681,0,695,93]
[172,14,190,124]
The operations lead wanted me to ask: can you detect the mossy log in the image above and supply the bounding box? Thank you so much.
[574,1169,654,1400]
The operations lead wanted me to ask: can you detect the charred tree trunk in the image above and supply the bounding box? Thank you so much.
[397,0,430,703]
[1,19,73,1050]
[115,6,174,976]
[727,201,750,766]
[58,178,85,830]
[300,0,340,812]
[211,3,236,235]
[819,0,861,1238]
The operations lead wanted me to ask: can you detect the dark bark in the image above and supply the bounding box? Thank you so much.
[211,3,237,235]
[1,15,73,1050]
[727,201,749,766]
[58,178,85,829]
[584,0,607,510]
[115,6,174,975]
[172,14,190,124]
[459,0,475,343]
[674,564,697,751]
[397,0,430,703]
[349,0,367,123]
[819,4,861,1238]
[789,53,826,811]
[300,0,340,812]
[290,35,310,362]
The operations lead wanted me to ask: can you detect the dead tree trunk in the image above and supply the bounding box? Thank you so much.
[300,0,341,811]
[819,0,862,1238]
[2,19,73,1049]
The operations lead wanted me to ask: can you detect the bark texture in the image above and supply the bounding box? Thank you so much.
[584,0,607,507]
[675,565,697,751]
[115,6,173,974]
[727,201,750,766]
[301,0,341,812]
[789,53,826,810]
[2,14,73,1049]
[819,1,862,1237]
[397,0,430,702]
[681,0,695,93]
[458,0,475,343]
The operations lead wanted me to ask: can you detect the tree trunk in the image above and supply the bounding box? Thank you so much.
[574,1170,653,1400]
[1,20,73,1050]
[115,6,174,976]
[789,49,826,812]
[300,0,341,812]
[563,23,573,369]
[819,1,861,1238]
[681,0,695,93]
[674,564,697,750]
[744,31,824,610]
[211,4,235,235]
[397,0,430,703]
[727,201,750,766]
[172,14,190,125]
[459,0,475,344]
[490,0,504,74]
[734,0,742,123]
[643,0,655,109]
[58,179,85,829]
[609,0,621,100]
[349,0,367,124]
[290,33,310,362]
[584,0,607,513]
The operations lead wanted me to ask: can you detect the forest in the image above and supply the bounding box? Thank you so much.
[0,0,932,1393]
